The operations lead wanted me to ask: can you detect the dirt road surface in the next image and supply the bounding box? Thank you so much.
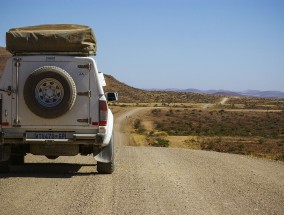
[220,97,229,105]
[203,97,229,109]
[1,108,284,215]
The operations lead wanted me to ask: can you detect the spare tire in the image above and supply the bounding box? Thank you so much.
[24,66,76,118]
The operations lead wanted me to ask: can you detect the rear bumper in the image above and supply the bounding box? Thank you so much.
[0,131,105,145]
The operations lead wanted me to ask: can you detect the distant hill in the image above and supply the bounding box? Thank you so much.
[213,91,243,97]
[0,47,11,57]
[0,47,12,73]
[104,75,220,103]
[210,89,284,98]
[151,88,284,99]
[104,75,284,103]
[239,90,284,99]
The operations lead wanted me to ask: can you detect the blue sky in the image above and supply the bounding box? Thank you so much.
[1,0,284,91]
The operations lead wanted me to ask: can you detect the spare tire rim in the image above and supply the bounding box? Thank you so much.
[35,78,64,107]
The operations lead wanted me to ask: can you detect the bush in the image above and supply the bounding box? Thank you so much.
[276,154,284,162]
[134,119,146,134]
[137,127,146,134]
[151,108,160,115]
[150,138,169,147]
[258,138,265,144]
[134,119,141,129]
[156,122,164,130]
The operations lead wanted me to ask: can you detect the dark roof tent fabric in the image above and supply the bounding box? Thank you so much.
[6,24,97,56]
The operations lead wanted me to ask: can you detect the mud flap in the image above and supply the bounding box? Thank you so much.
[0,145,11,162]
[93,133,114,163]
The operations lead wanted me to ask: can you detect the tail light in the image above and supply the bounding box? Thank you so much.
[99,100,108,126]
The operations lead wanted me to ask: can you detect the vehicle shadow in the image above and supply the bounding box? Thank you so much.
[0,163,98,178]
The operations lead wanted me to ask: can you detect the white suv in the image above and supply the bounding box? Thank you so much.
[0,25,117,174]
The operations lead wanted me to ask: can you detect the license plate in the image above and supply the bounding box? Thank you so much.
[27,132,72,139]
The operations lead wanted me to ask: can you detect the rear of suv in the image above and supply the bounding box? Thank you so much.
[0,24,117,174]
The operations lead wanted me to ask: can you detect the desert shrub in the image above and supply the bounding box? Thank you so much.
[156,122,164,130]
[238,144,244,150]
[151,108,161,115]
[271,131,279,138]
[150,138,169,147]
[134,119,141,129]
[275,154,284,162]
[134,119,146,134]
[146,130,169,147]
[165,109,174,116]
[153,131,168,137]
[258,138,265,144]
[169,109,282,137]
[138,127,146,134]
[228,146,237,152]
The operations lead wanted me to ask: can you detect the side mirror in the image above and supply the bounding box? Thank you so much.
[105,92,118,102]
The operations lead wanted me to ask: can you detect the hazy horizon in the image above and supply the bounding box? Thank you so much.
[1,0,283,92]
[144,87,284,93]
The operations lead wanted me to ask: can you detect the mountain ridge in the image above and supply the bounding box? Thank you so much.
[147,88,284,99]
[104,74,221,103]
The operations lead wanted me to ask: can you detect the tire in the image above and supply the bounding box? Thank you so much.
[0,160,10,173]
[10,155,24,165]
[24,66,76,118]
[97,161,114,174]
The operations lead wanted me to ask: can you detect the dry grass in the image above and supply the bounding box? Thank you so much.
[222,96,284,110]
[130,133,148,147]
[168,136,201,150]
[107,65,284,161]
[129,107,284,161]
[150,108,284,138]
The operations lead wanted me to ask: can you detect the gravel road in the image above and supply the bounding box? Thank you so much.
[0,108,284,215]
